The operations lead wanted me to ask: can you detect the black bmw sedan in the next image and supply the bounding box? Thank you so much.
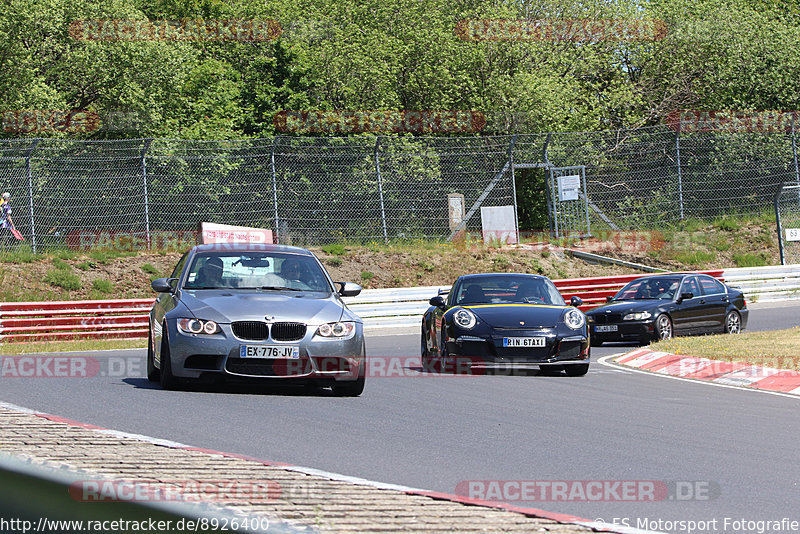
[585,273,748,346]
[421,273,590,376]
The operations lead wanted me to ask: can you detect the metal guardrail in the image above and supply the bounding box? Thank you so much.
[0,453,297,533]
[0,267,796,342]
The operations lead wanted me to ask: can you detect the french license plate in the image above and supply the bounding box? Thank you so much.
[595,325,618,332]
[239,345,300,359]
[503,337,546,348]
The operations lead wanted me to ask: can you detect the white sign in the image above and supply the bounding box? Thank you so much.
[200,222,274,244]
[558,174,581,202]
[786,228,800,242]
[480,205,517,245]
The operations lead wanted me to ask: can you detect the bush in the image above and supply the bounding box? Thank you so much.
[140,263,159,275]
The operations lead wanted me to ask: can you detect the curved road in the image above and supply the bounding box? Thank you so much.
[1,301,799,533]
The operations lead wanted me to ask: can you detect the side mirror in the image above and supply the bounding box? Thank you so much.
[336,281,362,297]
[429,296,446,308]
[151,278,176,293]
[678,292,694,303]
[570,296,583,307]
[606,295,615,303]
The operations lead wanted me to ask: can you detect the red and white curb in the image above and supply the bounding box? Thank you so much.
[0,400,658,534]
[611,349,800,396]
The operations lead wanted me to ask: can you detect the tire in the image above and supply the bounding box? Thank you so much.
[565,364,590,377]
[420,326,434,372]
[331,359,365,396]
[146,322,160,382]
[655,314,673,341]
[724,310,742,334]
[438,327,450,373]
[159,325,179,390]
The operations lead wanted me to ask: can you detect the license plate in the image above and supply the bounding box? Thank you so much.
[503,337,546,348]
[239,345,300,359]
[595,325,618,332]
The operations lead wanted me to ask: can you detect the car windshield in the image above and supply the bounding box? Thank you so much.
[454,275,565,306]
[183,252,331,292]
[615,276,681,300]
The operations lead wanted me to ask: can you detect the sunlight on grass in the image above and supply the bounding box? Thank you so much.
[652,327,800,371]
[0,338,146,355]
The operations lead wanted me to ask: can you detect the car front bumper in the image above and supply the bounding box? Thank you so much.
[164,322,365,382]
[446,329,590,368]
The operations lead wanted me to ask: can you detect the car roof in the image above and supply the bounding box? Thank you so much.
[458,273,551,281]
[190,243,314,256]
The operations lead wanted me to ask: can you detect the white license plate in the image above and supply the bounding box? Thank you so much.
[595,325,618,332]
[239,345,300,359]
[503,337,546,348]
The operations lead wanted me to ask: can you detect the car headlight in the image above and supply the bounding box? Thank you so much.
[623,311,652,321]
[177,318,221,335]
[563,308,586,330]
[453,308,477,329]
[316,321,356,338]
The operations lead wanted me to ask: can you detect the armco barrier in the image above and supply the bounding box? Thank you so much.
[0,270,740,343]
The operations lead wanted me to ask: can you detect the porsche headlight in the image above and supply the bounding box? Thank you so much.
[623,311,652,321]
[316,321,356,339]
[177,318,221,335]
[453,309,477,329]
[563,308,586,330]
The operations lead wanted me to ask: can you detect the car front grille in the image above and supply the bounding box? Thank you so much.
[271,322,307,341]
[232,321,268,340]
[225,357,312,377]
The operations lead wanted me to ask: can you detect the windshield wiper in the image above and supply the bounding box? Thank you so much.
[260,285,305,291]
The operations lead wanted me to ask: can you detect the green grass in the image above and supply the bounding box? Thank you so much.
[76,260,97,271]
[0,246,39,263]
[51,258,72,271]
[0,338,147,355]
[321,243,347,256]
[87,250,137,264]
[44,269,81,291]
[140,263,159,275]
[713,216,741,232]
[651,327,800,371]
[92,279,114,294]
[325,257,342,267]
[51,248,80,260]
[673,250,716,265]
[492,255,510,270]
[418,260,435,272]
[732,252,770,267]
[360,270,374,281]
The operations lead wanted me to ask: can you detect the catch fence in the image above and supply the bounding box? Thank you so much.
[0,125,798,252]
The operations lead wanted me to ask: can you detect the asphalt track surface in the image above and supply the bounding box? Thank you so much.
[1,301,799,533]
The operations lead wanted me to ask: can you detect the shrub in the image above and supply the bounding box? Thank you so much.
[92,279,114,294]
[140,263,159,275]
[321,244,347,256]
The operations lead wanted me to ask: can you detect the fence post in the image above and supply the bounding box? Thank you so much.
[792,115,800,188]
[675,130,685,220]
[140,138,153,249]
[509,134,520,244]
[374,136,388,244]
[775,183,785,265]
[270,136,280,244]
[25,138,41,253]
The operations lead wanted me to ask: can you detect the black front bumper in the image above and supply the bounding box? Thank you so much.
[446,329,590,368]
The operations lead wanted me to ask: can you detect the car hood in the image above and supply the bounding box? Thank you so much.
[463,304,569,328]
[587,300,664,316]
[178,290,359,324]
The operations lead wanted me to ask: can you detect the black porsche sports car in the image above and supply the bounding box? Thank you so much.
[585,273,749,346]
[421,273,590,376]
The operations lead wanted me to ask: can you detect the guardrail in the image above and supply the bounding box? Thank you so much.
[1,267,796,342]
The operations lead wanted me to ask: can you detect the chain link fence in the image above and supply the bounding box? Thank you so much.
[1,125,799,251]
[776,183,800,265]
